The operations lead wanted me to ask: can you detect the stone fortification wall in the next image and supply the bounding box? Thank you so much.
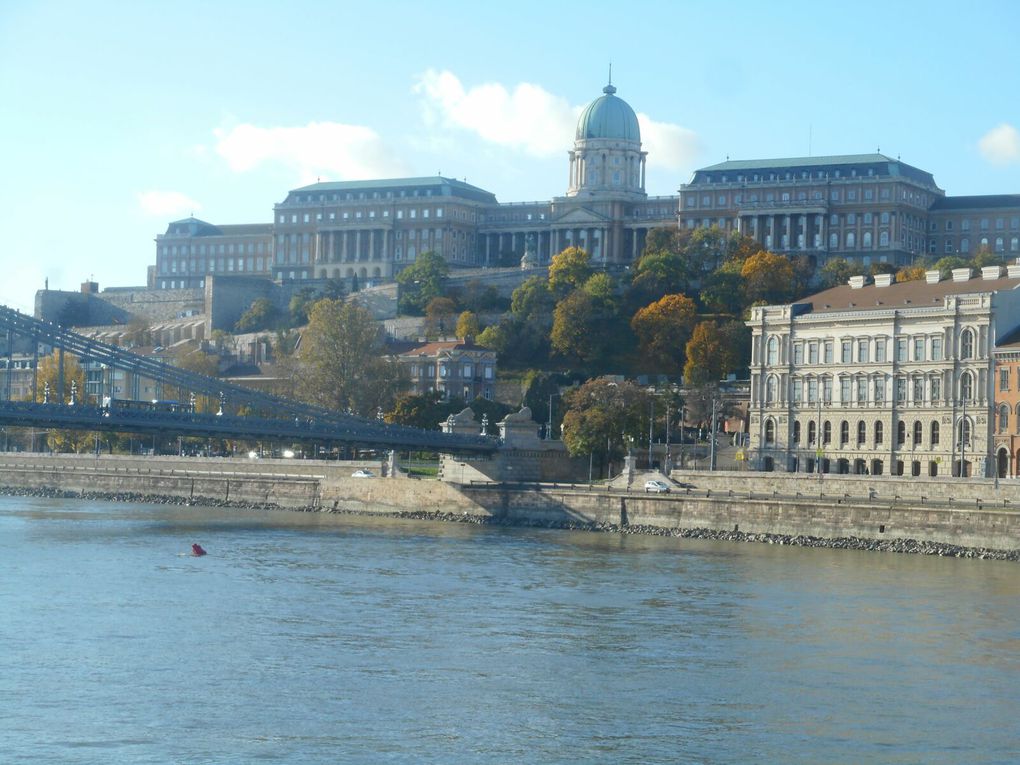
[668,469,1020,505]
[35,288,205,326]
[1,454,1017,553]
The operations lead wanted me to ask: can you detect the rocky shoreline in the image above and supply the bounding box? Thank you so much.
[3,485,1017,562]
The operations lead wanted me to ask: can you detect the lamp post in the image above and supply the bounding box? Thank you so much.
[547,392,562,440]
[648,397,655,469]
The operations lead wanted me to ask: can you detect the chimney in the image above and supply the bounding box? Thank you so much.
[848,275,869,289]
[951,268,973,282]
[81,280,99,294]
[925,270,942,284]
[873,273,894,287]
[982,265,1004,280]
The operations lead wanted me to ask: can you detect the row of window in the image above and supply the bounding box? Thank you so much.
[290,188,442,203]
[788,418,944,448]
[689,186,906,209]
[935,236,1020,254]
[932,217,1020,232]
[771,332,971,367]
[161,257,269,275]
[279,207,448,225]
[763,371,969,406]
[162,242,266,257]
[408,364,495,379]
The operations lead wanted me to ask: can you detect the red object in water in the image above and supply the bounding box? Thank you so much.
[191,543,207,557]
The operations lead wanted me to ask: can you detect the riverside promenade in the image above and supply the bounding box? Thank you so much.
[1,453,1018,559]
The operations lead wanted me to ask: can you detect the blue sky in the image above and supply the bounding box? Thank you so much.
[2,0,1019,313]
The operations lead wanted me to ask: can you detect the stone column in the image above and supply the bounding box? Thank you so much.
[784,215,791,250]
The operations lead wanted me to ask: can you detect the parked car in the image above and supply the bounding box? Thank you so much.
[644,479,670,494]
[351,469,375,478]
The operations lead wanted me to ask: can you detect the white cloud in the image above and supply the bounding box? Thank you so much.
[137,190,202,217]
[978,123,1020,166]
[414,69,702,171]
[414,69,576,157]
[638,114,702,172]
[213,122,409,182]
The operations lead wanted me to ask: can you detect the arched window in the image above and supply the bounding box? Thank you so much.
[913,420,923,444]
[847,232,856,248]
[840,421,850,445]
[897,421,906,445]
[793,421,802,444]
[823,421,832,444]
[879,231,889,247]
[1000,404,1010,433]
[765,419,776,444]
[766,376,778,404]
[961,371,974,401]
[874,421,884,444]
[766,337,779,365]
[857,420,867,445]
[960,329,974,360]
[958,418,972,446]
[808,421,817,444]
[1015,404,1020,434]
[930,421,940,446]
[961,237,970,253]
[862,231,873,248]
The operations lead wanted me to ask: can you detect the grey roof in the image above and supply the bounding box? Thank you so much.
[691,153,939,189]
[699,153,895,172]
[163,218,270,238]
[929,194,1020,211]
[800,274,1020,315]
[995,325,1020,349]
[288,176,498,204]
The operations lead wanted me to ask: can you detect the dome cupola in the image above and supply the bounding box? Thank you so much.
[575,82,641,143]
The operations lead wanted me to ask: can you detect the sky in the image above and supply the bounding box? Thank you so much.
[1,0,1019,313]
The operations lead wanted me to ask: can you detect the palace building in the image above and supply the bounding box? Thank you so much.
[151,82,1020,292]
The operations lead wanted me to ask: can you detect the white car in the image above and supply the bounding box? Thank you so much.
[644,479,670,494]
[351,469,375,478]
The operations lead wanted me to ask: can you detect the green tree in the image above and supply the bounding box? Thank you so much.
[630,293,697,374]
[288,287,318,326]
[932,255,971,279]
[397,251,449,314]
[235,297,279,332]
[629,248,689,305]
[718,319,752,377]
[387,391,465,430]
[477,317,549,368]
[551,289,613,367]
[699,266,745,315]
[819,258,863,288]
[455,310,481,340]
[298,299,406,414]
[548,246,593,297]
[510,275,555,320]
[560,377,652,471]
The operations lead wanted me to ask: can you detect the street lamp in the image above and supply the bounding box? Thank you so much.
[547,392,562,440]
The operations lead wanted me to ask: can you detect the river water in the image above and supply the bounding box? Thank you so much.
[1,495,1018,764]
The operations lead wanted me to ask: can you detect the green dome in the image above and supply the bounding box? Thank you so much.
[575,83,640,142]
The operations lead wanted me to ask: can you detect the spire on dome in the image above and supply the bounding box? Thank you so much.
[604,63,616,95]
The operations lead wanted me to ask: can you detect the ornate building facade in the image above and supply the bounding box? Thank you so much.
[151,82,678,289]
[748,266,1020,478]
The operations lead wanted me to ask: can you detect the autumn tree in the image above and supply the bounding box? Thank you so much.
[819,258,863,289]
[630,294,697,374]
[455,310,481,340]
[298,299,406,415]
[32,351,92,453]
[896,264,927,283]
[548,246,593,297]
[741,250,796,304]
[560,377,652,473]
[683,321,727,385]
[629,248,689,306]
[397,251,449,315]
[424,296,458,339]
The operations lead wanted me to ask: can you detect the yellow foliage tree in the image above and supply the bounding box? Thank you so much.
[630,294,697,374]
[32,351,93,453]
[740,250,795,304]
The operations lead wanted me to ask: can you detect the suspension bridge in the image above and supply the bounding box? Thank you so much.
[0,305,497,455]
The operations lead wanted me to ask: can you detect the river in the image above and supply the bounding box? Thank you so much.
[1,495,1018,764]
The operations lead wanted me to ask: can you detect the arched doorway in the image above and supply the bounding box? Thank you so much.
[998,448,1009,478]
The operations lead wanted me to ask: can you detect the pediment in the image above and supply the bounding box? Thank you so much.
[552,206,608,225]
